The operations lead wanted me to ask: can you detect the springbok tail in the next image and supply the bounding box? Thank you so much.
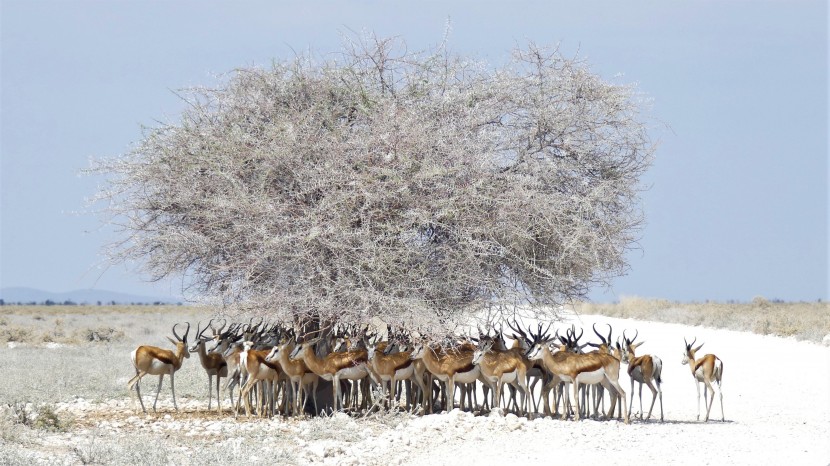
[127,373,142,390]
[653,356,663,385]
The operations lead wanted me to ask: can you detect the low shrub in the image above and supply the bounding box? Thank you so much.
[0,326,35,343]
[77,327,126,343]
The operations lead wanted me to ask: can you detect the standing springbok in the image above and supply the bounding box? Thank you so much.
[265,333,320,416]
[189,320,228,412]
[289,334,372,413]
[524,325,629,423]
[365,336,422,411]
[619,330,663,421]
[127,323,191,413]
[681,337,724,422]
[409,340,482,412]
[238,341,282,418]
[471,338,531,415]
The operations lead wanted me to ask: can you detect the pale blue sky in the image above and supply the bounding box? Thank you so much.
[1,1,827,302]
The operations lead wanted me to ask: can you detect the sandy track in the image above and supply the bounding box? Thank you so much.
[5,314,829,465]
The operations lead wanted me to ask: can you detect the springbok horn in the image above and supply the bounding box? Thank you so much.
[541,322,552,340]
[200,320,212,338]
[606,324,613,345]
[508,320,527,338]
[183,322,191,341]
[631,328,639,344]
[172,323,181,341]
[593,323,606,344]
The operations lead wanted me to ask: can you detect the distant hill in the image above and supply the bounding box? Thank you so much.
[0,287,180,305]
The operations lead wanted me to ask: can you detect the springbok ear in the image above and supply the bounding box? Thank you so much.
[167,336,178,346]
[633,341,645,350]
[693,343,704,353]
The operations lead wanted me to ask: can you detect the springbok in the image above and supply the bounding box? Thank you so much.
[127,323,191,413]
[265,333,320,416]
[619,330,663,421]
[239,341,282,418]
[524,325,629,423]
[471,338,531,415]
[189,320,228,412]
[208,325,244,412]
[289,334,372,413]
[409,340,482,412]
[682,337,724,422]
[365,337,420,411]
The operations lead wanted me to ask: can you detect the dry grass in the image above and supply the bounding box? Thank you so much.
[0,305,210,346]
[0,305,216,405]
[576,296,830,343]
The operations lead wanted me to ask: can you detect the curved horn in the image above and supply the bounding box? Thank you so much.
[606,323,613,345]
[542,322,552,338]
[630,328,638,344]
[199,320,212,338]
[507,320,526,337]
[508,320,530,343]
[215,318,227,333]
[182,322,191,341]
[593,323,606,344]
[575,327,584,342]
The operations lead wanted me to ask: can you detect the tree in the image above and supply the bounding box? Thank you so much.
[90,35,654,335]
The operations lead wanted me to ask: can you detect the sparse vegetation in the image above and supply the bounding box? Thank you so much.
[577,296,830,343]
[0,303,825,464]
[3,402,72,432]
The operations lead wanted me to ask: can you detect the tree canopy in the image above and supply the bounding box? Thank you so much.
[91,35,654,334]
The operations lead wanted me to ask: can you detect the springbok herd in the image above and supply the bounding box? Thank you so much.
[128,319,725,424]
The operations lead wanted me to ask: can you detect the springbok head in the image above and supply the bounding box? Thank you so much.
[681,337,704,365]
[168,322,191,358]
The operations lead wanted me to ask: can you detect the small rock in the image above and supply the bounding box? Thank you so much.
[448,408,466,419]
[205,422,223,432]
[822,333,830,346]
[333,412,350,422]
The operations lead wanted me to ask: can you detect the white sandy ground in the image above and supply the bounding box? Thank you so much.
[5,314,830,465]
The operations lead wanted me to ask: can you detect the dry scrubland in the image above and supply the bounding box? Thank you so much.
[576,296,830,343]
[0,301,828,465]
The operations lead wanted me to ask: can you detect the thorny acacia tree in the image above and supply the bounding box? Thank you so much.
[91,36,654,335]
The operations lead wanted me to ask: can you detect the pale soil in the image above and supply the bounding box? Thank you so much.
[2,313,829,465]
